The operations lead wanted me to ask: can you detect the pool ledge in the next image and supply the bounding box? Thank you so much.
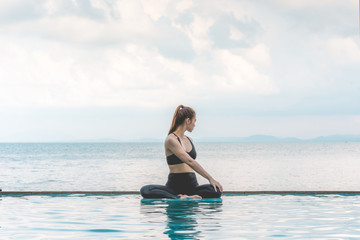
[1,191,360,196]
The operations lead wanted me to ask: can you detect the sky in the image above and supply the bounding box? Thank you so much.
[0,0,359,142]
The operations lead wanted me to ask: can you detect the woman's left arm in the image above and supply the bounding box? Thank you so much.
[186,160,223,192]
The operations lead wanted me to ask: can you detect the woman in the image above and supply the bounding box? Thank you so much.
[140,105,223,199]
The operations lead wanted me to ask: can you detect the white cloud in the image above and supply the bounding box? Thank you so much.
[0,40,176,108]
[141,0,171,21]
[0,0,280,109]
[0,34,277,108]
[0,0,360,141]
[241,43,271,68]
[327,37,360,65]
[272,0,354,9]
[43,0,59,15]
[0,0,357,116]
[229,25,243,41]
[212,49,277,94]
[181,14,215,53]
[1,1,156,44]
[176,0,193,13]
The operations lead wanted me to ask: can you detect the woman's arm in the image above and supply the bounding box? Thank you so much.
[166,137,223,192]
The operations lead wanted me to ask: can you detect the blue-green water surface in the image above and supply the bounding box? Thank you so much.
[2,142,360,239]
[1,194,360,239]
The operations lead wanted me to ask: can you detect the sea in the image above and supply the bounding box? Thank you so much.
[1,142,360,191]
[2,142,360,239]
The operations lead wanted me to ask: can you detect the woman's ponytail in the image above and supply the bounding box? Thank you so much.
[168,105,195,135]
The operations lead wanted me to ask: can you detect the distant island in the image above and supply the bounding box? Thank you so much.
[77,134,360,143]
[195,134,360,143]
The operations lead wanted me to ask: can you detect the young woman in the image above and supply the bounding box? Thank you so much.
[140,105,223,199]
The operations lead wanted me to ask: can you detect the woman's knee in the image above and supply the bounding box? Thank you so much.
[208,186,222,198]
[140,185,152,197]
[196,184,222,198]
[212,187,222,198]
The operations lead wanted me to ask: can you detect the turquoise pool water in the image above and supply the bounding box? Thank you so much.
[2,194,360,239]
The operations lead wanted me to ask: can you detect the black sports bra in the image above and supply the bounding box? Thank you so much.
[166,133,197,165]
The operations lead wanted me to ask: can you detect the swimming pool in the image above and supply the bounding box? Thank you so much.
[2,193,360,239]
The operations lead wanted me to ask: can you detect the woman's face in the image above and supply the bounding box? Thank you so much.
[187,116,196,132]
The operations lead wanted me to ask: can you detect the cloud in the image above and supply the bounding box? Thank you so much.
[175,0,193,13]
[0,36,276,108]
[0,0,46,23]
[181,13,215,53]
[212,49,277,94]
[0,0,279,109]
[0,38,187,108]
[0,0,359,141]
[151,17,195,61]
[6,1,155,44]
[209,13,261,49]
[141,0,171,21]
[229,25,244,41]
[240,43,271,68]
[327,37,360,65]
[0,0,358,116]
[270,0,354,9]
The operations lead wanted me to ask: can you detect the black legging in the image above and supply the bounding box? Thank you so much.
[140,172,221,199]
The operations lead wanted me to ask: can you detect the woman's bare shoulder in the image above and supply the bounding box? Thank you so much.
[165,134,179,148]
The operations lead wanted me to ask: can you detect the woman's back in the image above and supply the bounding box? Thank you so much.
[165,133,196,173]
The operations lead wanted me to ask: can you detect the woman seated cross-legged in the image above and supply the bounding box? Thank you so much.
[140,105,223,199]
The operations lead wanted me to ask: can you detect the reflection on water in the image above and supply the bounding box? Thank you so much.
[141,200,222,240]
[3,195,360,239]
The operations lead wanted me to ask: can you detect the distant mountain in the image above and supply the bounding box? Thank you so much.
[73,134,360,143]
[196,135,302,142]
[196,134,360,143]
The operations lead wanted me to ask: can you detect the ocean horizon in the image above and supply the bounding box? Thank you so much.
[1,142,359,192]
[2,134,360,143]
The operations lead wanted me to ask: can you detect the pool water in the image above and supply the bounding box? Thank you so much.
[2,194,360,239]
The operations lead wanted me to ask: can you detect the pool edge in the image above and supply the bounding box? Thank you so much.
[1,190,360,196]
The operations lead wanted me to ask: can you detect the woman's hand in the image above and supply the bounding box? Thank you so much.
[209,178,223,192]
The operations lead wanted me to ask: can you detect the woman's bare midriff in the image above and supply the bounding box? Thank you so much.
[168,163,194,173]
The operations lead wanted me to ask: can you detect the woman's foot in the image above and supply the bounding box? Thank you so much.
[178,194,202,199]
